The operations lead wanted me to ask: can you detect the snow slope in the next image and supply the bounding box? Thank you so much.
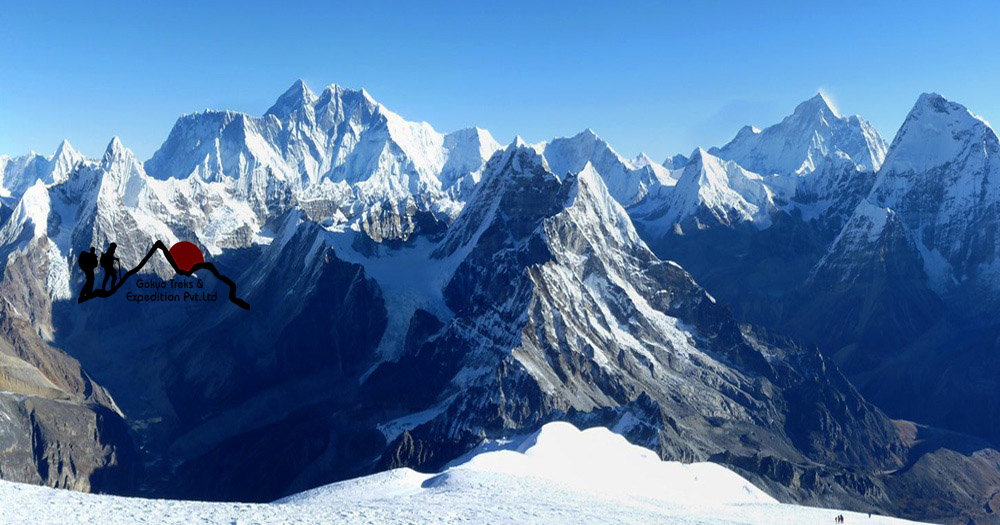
[0,422,919,525]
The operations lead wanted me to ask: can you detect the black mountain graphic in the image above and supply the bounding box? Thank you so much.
[78,240,250,310]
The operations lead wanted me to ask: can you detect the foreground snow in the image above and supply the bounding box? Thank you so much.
[1,422,920,524]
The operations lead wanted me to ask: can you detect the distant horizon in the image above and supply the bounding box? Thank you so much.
[4,2,1000,161]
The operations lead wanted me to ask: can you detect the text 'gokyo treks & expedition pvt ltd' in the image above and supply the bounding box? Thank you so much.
[127,277,219,304]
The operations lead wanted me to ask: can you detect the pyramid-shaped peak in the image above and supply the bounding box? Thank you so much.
[101,137,142,170]
[53,139,77,159]
[688,147,710,162]
[265,79,319,118]
[104,136,126,157]
[509,136,528,148]
[910,92,972,117]
[899,93,991,135]
[881,93,996,175]
[792,92,838,118]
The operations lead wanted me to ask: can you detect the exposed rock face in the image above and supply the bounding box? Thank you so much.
[362,147,911,513]
[0,395,134,493]
[0,239,137,493]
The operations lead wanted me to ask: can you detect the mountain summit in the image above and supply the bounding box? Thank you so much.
[711,92,888,177]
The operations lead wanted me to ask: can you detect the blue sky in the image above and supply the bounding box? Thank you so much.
[3,1,999,161]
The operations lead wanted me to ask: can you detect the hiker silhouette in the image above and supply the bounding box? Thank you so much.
[100,242,121,291]
[77,247,98,299]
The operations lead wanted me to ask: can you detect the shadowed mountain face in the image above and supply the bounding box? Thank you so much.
[2,82,1000,523]
[628,93,1000,523]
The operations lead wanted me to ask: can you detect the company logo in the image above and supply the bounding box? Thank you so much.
[77,240,250,310]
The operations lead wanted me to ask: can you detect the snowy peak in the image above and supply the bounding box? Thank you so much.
[440,127,502,193]
[630,153,658,169]
[792,92,838,119]
[539,129,661,206]
[711,93,888,176]
[852,93,1000,293]
[101,137,142,175]
[541,129,617,174]
[880,93,999,175]
[0,140,86,199]
[662,153,689,169]
[636,148,773,230]
[265,79,318,119]
[145,79,499,238]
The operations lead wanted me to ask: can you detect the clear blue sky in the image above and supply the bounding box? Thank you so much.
[3,1,999,162]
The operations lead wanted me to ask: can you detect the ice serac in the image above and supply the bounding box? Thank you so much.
[145,80,498,241]
[631,148,774,231]
[375,142,906,513]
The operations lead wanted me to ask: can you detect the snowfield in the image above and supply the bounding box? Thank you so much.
[0,422,920,524]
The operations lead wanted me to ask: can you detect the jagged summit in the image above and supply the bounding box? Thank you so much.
[265,79,318,119]
[710,93,887,176]
[793,92,838,118]
[631,148,773,231]
[53,139,75,156]
[103,136,127,158]
[0,140,87,199]
[142,80,500,240]
[536,129,665,206]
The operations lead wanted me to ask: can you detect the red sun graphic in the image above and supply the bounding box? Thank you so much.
[169,241,205,272]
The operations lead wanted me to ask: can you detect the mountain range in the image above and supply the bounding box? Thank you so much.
[2,80,1000,523]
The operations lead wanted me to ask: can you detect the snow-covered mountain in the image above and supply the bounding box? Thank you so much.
[625,93,887,245]
[711,93,887,177]
[631,148,775,232]
[2,82,999,524]
[0,140,85,201]
[703,93,888,227]
[811,92,1000,310]
[662,152,689,169]
[870,93,1000,294]
[793,93,1000,449]
[534,129,673,206]
[0,422,921,525]
[143,80,500,241]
